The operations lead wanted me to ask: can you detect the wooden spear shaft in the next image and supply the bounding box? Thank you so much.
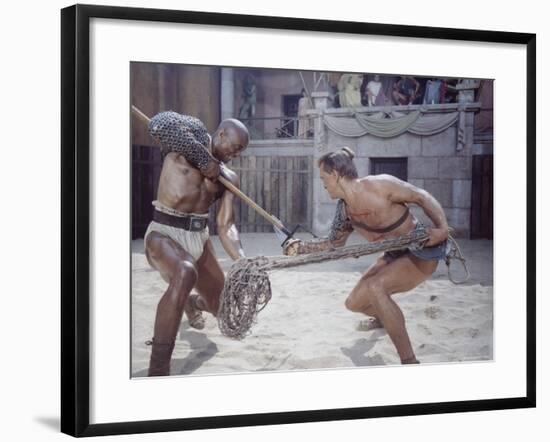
[131,105,287,231]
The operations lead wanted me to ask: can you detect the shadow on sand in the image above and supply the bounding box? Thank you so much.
[171,329,219,375]
[133,327,219,377]
[340,330,387,367]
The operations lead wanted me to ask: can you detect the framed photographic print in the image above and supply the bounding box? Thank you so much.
[61,3,536,437]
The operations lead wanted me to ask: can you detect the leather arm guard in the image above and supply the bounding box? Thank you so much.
[290,199,354,254]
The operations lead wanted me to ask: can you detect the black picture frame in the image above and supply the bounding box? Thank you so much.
[61,4,536,437]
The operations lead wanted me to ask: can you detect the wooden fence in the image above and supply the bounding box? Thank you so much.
[209,155,314,234]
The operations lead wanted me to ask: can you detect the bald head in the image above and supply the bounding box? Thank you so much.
[216,118,250,145]
[211,118,250,162]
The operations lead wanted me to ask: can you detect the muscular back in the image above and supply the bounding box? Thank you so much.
[156,152,225,214]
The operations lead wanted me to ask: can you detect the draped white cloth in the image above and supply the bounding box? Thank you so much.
[323,109,466,150]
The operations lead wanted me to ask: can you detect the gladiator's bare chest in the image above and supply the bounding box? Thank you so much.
[158,155,223,209]
[347,194,390,226]
[177,166,223,200]
[200,175,224,201]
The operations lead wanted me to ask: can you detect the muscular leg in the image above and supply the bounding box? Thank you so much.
[145,232,198,376]
[192,240,225,316]
[346,254,438,363]
[355,257,389,330]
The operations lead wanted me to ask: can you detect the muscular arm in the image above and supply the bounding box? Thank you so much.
[383,175,449,244]
[216,169,245,260]
[288,199,354,254]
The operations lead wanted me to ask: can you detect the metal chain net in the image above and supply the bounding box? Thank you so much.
[217,256,273,340]
[148,111,212,168]
[217,228,430,339]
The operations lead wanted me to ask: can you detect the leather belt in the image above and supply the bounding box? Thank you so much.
[153,210,208,231]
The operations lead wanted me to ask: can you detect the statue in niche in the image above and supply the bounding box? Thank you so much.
[238,73,257,121]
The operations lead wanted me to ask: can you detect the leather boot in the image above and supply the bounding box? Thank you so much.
[147,339,175,376]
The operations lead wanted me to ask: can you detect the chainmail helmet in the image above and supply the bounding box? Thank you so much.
[148,111,212,170]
